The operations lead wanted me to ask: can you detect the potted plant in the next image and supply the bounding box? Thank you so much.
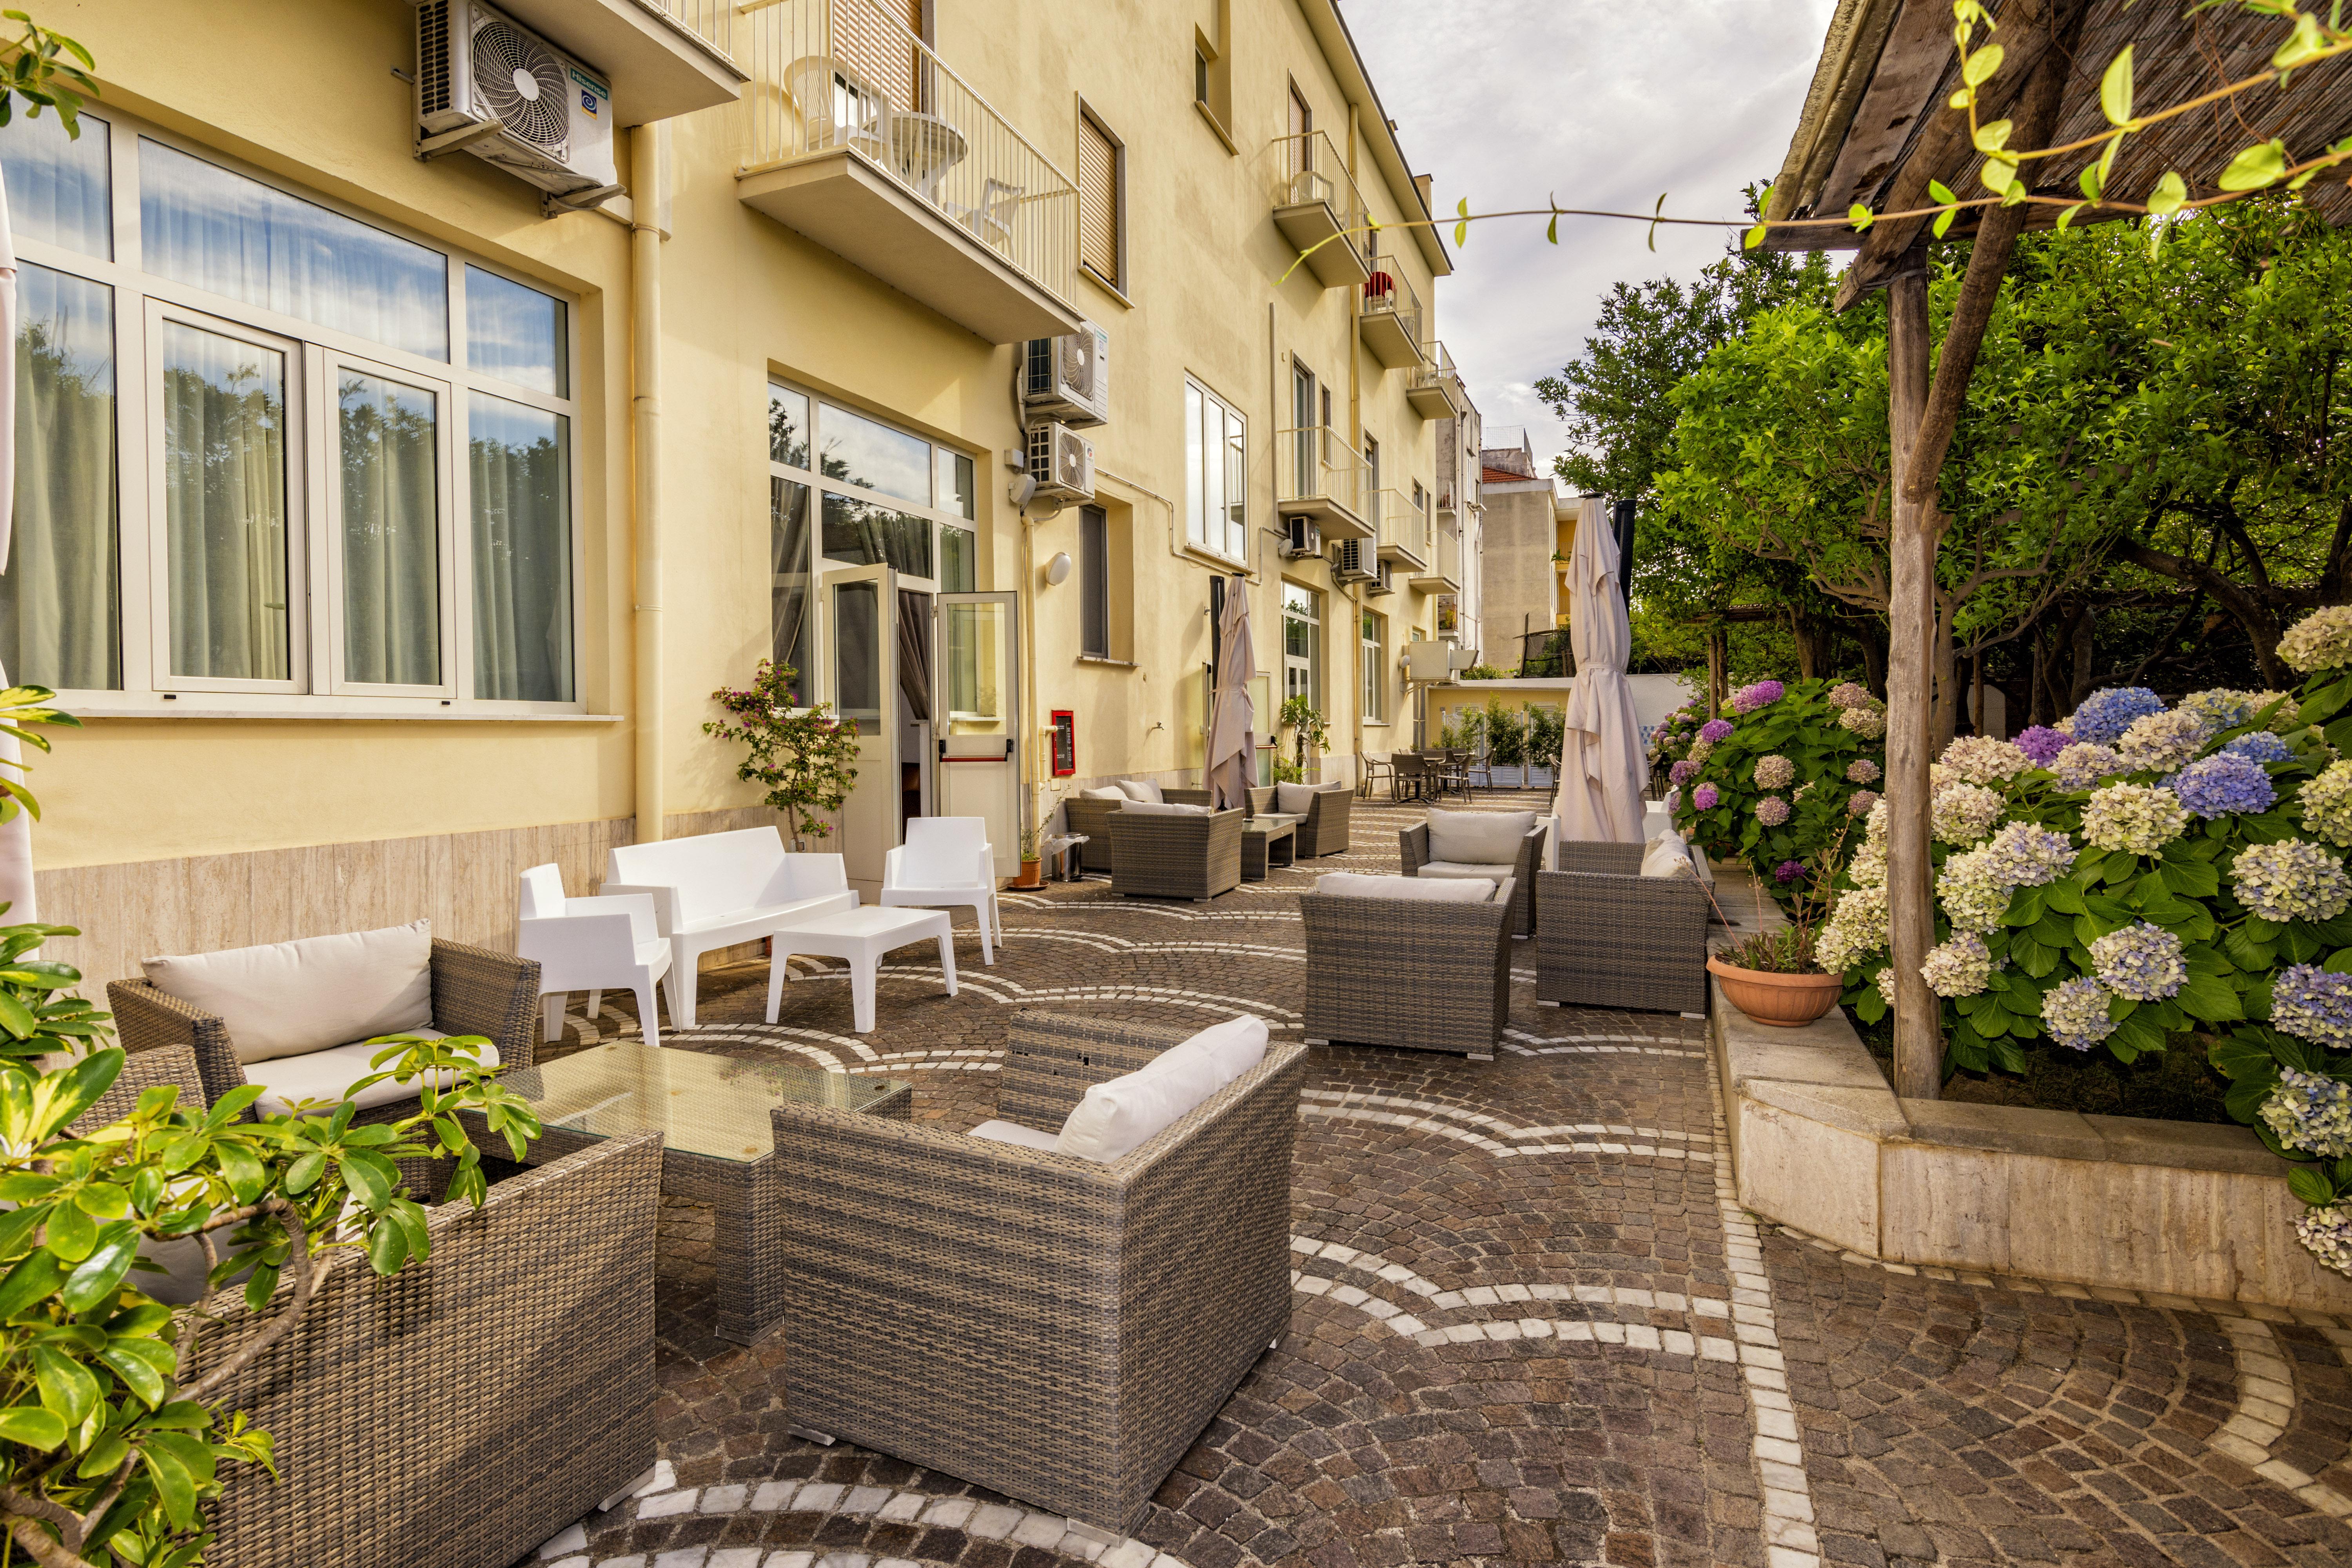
[1706,840,1849,1027]
[1278,696,1328,782]
[703,659,860,850]
[1014,825,1044,889]
[1525,704,1564,789]
[1484,699,1527,787]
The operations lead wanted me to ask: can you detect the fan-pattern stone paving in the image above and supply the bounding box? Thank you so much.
[514,791,2352,1568]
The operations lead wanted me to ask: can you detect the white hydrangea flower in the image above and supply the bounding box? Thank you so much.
[1939,735,2032,785]
[1935,848,2012,933]
[1920,933,1993,998]
[2080,783,2187,856]
[2115,708,2215,773]
[2049,742,2123,791]
[1930,782,2004,846]
[1838,704,1887,740]
[2301,761,2352,848]
[2278,605,2352,675]
[2230,839,2352,924]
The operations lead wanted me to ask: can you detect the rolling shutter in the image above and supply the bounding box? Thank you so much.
[1078,115,1119,285]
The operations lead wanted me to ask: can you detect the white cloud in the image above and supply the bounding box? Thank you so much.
[1344,0,1838,476]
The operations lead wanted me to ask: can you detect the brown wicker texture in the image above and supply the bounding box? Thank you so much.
[1535,842,1711,1014]
[1108,808,1244,900]
[766,1010,1305,1536]
[72,1042,206,1133]
[106,938,541,1113]
[196,1128,665,1568]
[1293,787,1352,858]
[1400,821,1548,936]
[1061,797,1127,873]
[1163,785,1275,817]
[1298,886,1514,1056]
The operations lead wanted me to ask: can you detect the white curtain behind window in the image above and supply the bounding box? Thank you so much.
[1,263,116,690]
[162,322,289,681]
[338,372,439,685]
[470,395,571,702]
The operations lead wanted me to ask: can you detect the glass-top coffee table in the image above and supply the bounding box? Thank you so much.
[473,1042,911,1344]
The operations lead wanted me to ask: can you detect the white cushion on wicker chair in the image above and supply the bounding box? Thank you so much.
[244,1031,495,1118]
[1275,781,1345,815]
[144,921,435,1065]
[1080,786,1128,801]
[968,1118,1061,1151]
[1055,1044,1228,1163]
[1179,1013,1270,1079]
[1416,860,1517,885]
[1115,779,1165,804]
[1316,872,1494,903]
[1641,831,1699,879]
[1426,809,1536,865]
[1118,800,1211,816]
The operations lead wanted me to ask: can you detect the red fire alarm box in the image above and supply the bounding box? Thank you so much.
[1050,711,1077,777]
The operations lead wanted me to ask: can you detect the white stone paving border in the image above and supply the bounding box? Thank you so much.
[1298,1087,1714,1161]
[539,1475,1194,1568]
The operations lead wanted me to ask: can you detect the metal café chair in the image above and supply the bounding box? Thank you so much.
[1392,753,1430,802]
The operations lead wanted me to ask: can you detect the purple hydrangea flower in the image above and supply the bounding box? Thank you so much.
[1668,759,1699,785]
[1693,783,1720,811]
[2069,687,2167,747]
[1698,718,1734,743]
[2223,731,2294,765]
[1775,859,1806,884]
[1755,795,1791,827]
[2171,752,2278,819]
[2275,964,2352,1048]
[2014,725,2069,765]
[1731,679,1786,714]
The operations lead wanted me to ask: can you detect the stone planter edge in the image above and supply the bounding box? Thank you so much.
[1707,973,2352,1313]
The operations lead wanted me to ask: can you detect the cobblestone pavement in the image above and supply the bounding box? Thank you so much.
[518,791,2352,1568]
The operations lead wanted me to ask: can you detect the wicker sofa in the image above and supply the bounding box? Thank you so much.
[1299,876,1514,1056]
[1535,841,1711,1014]
[1109,807,1245,900]
[1401,817,1548,936]
[766,1010,1307,1535]
[107,937,540,1117]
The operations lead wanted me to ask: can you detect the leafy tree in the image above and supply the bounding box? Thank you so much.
[704,660,861,851]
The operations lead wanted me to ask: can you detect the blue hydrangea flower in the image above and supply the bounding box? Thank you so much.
[2088,921,2186,1001]
[2070,687,2167,747]
[2274,964,2352,1048]
[2170,753,2278,819]
[2223,731,2293,765]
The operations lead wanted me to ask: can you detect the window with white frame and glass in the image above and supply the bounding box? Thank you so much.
[0,110,583,711]
[1361,607,1385,722]
[1183,378,1246,561]
[1282,581,1320,710]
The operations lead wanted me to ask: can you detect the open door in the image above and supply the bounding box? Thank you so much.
[936,591,1021,878]
[828,564,897,892]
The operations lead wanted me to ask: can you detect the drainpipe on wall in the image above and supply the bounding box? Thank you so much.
[631,123,668,846]
[1345,105,1364,787]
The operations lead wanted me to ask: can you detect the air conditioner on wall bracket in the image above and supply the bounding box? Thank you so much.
[415,0,622,210]
[1332,539,1376,583]
[1024,322,1109,427]
[1026,423,1095,503]
[1281,517,1321,559]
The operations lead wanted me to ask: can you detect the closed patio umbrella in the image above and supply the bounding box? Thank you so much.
[0,167,35,925]
[1205,576,1258,811]
[1553,509,1645,845]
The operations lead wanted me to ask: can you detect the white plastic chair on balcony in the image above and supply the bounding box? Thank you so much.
[947,178,1024,251]
[783,56,891,161]
[879,817,1002,964]
[517,864,674,1050]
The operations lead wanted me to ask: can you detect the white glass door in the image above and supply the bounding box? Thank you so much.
[935,591,1020,877]
[828,563,897,890]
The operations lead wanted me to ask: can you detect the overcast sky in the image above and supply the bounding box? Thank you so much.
[1343,0,1840,477]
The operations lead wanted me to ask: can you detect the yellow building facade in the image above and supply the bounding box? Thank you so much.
[5,0,1464,989]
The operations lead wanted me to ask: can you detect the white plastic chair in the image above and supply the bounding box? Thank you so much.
[948,178,1024,250]
[878,817,1001,964]
[517,864,674,1049]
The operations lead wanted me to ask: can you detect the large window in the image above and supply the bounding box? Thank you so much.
[1183,378,1246,561]
[0,111,579,709]
[1361,608,1385,723]
[1283,581,1321,711]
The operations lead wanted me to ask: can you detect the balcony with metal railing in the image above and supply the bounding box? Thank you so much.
[1412,519,1463,593]
[1276,424,1371,539]
[1406,339,1466,420]
[501,0,746,122]
[1270,131,1373,289]
[1374,488,1431,572]
[736,0,1083,343]
[1358,258,1425,372]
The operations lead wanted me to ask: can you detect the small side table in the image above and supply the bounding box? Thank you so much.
[767,907,957,1033]
[1039,833,1088,881]
[1241,813,1300,880]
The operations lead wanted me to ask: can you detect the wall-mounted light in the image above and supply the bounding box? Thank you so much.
[1045,551,1073,586]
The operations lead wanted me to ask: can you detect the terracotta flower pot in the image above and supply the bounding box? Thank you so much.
[1013,859,1044,890]
[1706,956,1843,1028]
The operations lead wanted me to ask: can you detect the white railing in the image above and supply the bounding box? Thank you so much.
[1410,339,1463,410]
[1361,255,1424,357]
[1271,131,1372,259]
[649,0,737,60]
[1276,424,1366,517]
[740,0,1078,305]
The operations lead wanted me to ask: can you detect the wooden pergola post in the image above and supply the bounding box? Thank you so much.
[1884,262,1939,1097]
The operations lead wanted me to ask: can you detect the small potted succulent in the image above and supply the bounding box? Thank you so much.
[1706,848,1849,1027]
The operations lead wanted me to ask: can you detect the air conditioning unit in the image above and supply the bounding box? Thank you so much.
[1024,322,1109,428]
[416,0,621,207]
[1332,539,1377,583]
[1366,560,1396,597]
[1281,516,1321,559]
[1026,422,1095,503]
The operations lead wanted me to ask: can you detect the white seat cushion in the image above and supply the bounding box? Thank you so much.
[968,1118,1061,1152]
[144,921,434,1065]
[1115,779,1165,804]
[1641,831,1699,879]
[1416,860,1517,883]
[1119,800,1211,816]
[245,1031,499,1119]
[1426,809,1537,865]
[1316,871,1495,903]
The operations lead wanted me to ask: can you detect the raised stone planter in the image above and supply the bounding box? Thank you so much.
[1711,975,2352,1312]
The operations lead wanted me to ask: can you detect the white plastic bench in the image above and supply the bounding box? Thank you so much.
[602,827,859,1028]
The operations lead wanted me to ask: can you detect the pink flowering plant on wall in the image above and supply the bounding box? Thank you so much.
[1671,677,1886,903]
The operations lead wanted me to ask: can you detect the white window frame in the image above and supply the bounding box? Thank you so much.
[1361,606,1385,723]
[7,109,587,716]
[1182,376,1247,564]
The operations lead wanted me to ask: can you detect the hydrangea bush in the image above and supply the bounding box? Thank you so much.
[1670,677,1887,900]
[1822,604,2352,1276]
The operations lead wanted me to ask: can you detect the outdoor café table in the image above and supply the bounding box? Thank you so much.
[1242,812,1301,880]
[466,1040,910,1345]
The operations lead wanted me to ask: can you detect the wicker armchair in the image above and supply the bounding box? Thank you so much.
[1401,820,1547,936]
[1061,796,1127,873]
[1536,842,1710,1014]
[1109,808,1244,900]
[766,1010,1307,1535]
[197,1129,664,1568]
[1292,786,1352,858]
[1300,880,1514,1056]
[107,938,540,1114]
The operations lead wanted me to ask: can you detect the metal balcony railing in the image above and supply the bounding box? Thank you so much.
[740,0,1078,306]
[653,0,737,58]
[1276,423,1368,526]
[1370,488,1430,568]
[1269,131,1373,285]
[1359,256,1425,370]
[1407,339,1465,417]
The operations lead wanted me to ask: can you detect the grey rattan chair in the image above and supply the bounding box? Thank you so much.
[1109,808,1244,900]
[1062,796,1128,874]
[766,1010,1307,1535]
[198,1129,665,1568]
[1292,786,1352,858]
[1300,880,1514,1056]
[107,939,541,1114]
[1401,820,1547,936]
[1535,842,1711,1014]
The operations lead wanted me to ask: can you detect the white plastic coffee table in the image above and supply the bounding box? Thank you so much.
[766,906,957,1033]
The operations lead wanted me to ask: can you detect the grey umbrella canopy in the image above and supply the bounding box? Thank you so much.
[1206,577,1258,810]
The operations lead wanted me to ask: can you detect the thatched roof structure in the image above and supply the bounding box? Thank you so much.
[1763,0,2352,297]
